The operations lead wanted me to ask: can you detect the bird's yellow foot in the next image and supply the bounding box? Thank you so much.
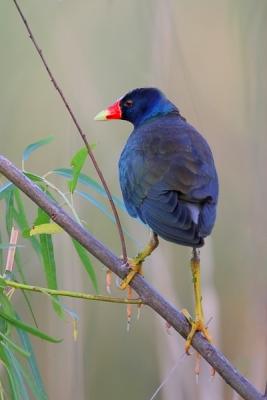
[120,232,159,290]
[120,258,143,290]
[182,309,212,354]
[181,248,212,354]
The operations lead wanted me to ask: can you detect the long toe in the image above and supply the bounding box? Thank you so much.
[184,317,212,354]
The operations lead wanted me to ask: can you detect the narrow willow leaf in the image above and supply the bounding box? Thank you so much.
[72,239,98,292]
[68,147,88,194]
[53,168,127,212]
[17,324,48,400]
[0,182,14,200]
[0,292,13,337]
[34,207,50,226]
[0,310,62,343]
[35,208,63,317]
[0,276,7,288]
[0,345,21,400]
[24,172,45,183]
[1,344,30,400]
[13,252,39,328]
[76,190,116,222]
[0,332,30,358]
[22,136,54,162]
[2,185,41,332]
[0,296,44,400]
[5,189,14,234]
[76,190,140,245]
[13,189,40,256]
[30,223,62,236]
[0,273,38,337]
[36,290,79,343]
[0,315,8,338]
[40,234,63,317]
[17,362,47,400]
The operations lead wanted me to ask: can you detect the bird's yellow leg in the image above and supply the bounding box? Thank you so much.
[120,232,159,290]
[183,249,212,354]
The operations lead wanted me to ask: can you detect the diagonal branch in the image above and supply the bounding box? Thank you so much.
[0,156,265,400]
[11,0,127,262]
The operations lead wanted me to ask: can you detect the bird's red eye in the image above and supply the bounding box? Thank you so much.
[124,99,133,108]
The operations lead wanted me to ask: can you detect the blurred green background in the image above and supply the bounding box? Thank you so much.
[1,0,267,399]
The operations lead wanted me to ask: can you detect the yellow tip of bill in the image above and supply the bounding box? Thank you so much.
[94,110,108,121]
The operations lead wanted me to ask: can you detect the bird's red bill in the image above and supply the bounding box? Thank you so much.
[94,100,122,120]
[106,100,122,119]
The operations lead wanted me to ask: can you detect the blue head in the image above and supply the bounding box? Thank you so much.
[94,87,178,127]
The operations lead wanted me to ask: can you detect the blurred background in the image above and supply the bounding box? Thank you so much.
[1,0,267,399]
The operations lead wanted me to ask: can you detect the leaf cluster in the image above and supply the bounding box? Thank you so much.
[0,137,129,399]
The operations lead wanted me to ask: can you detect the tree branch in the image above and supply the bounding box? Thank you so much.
[0,156,265,400]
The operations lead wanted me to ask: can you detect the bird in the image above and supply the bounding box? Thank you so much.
[94,87,219,352]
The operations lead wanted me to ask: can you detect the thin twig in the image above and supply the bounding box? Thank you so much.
[2,279,142,305]
[11,0,127,262]
[0,156,265,400]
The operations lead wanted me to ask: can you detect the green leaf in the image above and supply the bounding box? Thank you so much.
[0,331,30,358]
[0,276,7,288]
[24,172,45,183]
[13,252,39,328]
[39,234,63,317]
[22,228,31,239]
[22,136,54,162]
[53,168,127,212]
[13,189,40,256]
[34,207,50,226]
[36,208,63,317]
[68,147,88,194]
[72,239,98,292]
[0,182,14,200]
[76,190,139,244]
[0,292,23,337]
[0,252,37,333]
[17,323,48,400]
[30,223,63,236]
[1,344,30,400]
[77,190,116,222]
[0,309,61,343]
[18,361,47,400]
[5,189,14,234]
[0,344,21,400]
